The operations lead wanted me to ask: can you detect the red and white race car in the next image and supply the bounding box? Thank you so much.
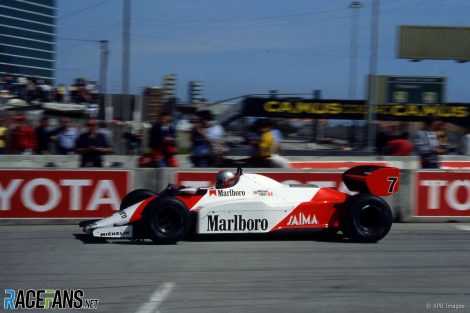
[79,166,399,243]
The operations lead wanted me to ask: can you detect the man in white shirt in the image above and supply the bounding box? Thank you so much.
[413,118,447,168]
[461,129,470,155]
[55,117,78,155]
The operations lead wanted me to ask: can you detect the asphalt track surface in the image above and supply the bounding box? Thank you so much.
[1,223,469,313]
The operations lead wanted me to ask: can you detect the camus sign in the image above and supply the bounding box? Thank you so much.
[0,170,131,218]
[415,171,470,217]
[241,97,470,125]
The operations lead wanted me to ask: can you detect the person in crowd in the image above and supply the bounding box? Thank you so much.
[26,77,37,102]
[387,132,414,156]
[190,115,209,167]
[0,118,7,154]
[202,110,226,165]
[54,117,78,155]
[256,119,274,167]
[137,148,157,167]
[17,76,28,100]
[461,128,470,156]
[269,120,283,154]
[375,125,390,154]
[245,122,260,158]
[268,120,289,168]
[245,119,274,167]
[413,118,447,168]
[76,88,88,103]
[3,74,15,95]
[55,84,66,102]
[75,119,112,167]
[190,110,226,167]
[376,124,403,155]
[98,121,113,147]
[435,120,450,152]
[38,79,52,102]
[69,84,78,103]
[123,125,143,156]
[10,114,35,154]
[149,111,178,167]
[36,116,52,154]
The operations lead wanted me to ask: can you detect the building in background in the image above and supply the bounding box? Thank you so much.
[188,80,204,104]
[0,0,56,81]
[162,74,176,104]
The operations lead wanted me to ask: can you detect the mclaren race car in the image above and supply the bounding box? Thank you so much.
[79,166,400,243]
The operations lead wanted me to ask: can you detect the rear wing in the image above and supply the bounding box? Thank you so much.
[342,166,400,196]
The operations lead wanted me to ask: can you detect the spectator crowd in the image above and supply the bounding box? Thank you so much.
[1,74,98,104]
[0,108,293,169]
[0,114,111,168]
[376,118,470,168]
[0,109,468,169]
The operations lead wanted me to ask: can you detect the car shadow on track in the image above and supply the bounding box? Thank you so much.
[186,231,353,243]
[73,231,375,245]
[73,233,110,244]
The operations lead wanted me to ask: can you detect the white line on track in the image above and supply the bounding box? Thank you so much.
[455,225,470,231]
[135,282,175,313]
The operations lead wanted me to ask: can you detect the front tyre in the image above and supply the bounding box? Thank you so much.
[120,189,157,210]
[340,194,393,243]
[145,197,191,244]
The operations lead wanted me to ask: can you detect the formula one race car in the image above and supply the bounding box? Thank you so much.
[79,166,400,243]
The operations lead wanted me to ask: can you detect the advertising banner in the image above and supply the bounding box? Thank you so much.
[415,171,470,217]
[241,97,470,125]
[0,170,131,218]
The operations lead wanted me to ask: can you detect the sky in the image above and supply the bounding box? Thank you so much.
[56,0,470,103]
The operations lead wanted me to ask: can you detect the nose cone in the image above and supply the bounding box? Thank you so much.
[84,215,118,233]
[79,219,99,233]
[84,222,99,233]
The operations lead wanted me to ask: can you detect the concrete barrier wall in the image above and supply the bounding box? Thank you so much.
[1,154,466,170]
[0,155,139,169]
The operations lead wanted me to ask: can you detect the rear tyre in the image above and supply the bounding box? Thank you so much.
[340,194,393,243]
[120,189,157,210]
[144,197,191,244]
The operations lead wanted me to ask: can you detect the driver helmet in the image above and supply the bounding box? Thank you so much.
[215,170,238,189]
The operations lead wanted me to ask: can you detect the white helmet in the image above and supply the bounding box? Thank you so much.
[215,170,238,189]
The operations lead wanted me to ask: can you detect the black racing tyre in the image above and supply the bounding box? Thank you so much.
[120,189,157,210]
[339,194,393,243]
[144,197,191,244]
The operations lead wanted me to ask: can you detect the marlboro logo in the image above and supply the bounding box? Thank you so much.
[209,189,246,197]
[207,215,268,231]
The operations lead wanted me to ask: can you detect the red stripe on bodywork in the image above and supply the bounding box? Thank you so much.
[129,195,159,223]
[129,194,205,223]
[271,188,347,231]
[175,195,205,211]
